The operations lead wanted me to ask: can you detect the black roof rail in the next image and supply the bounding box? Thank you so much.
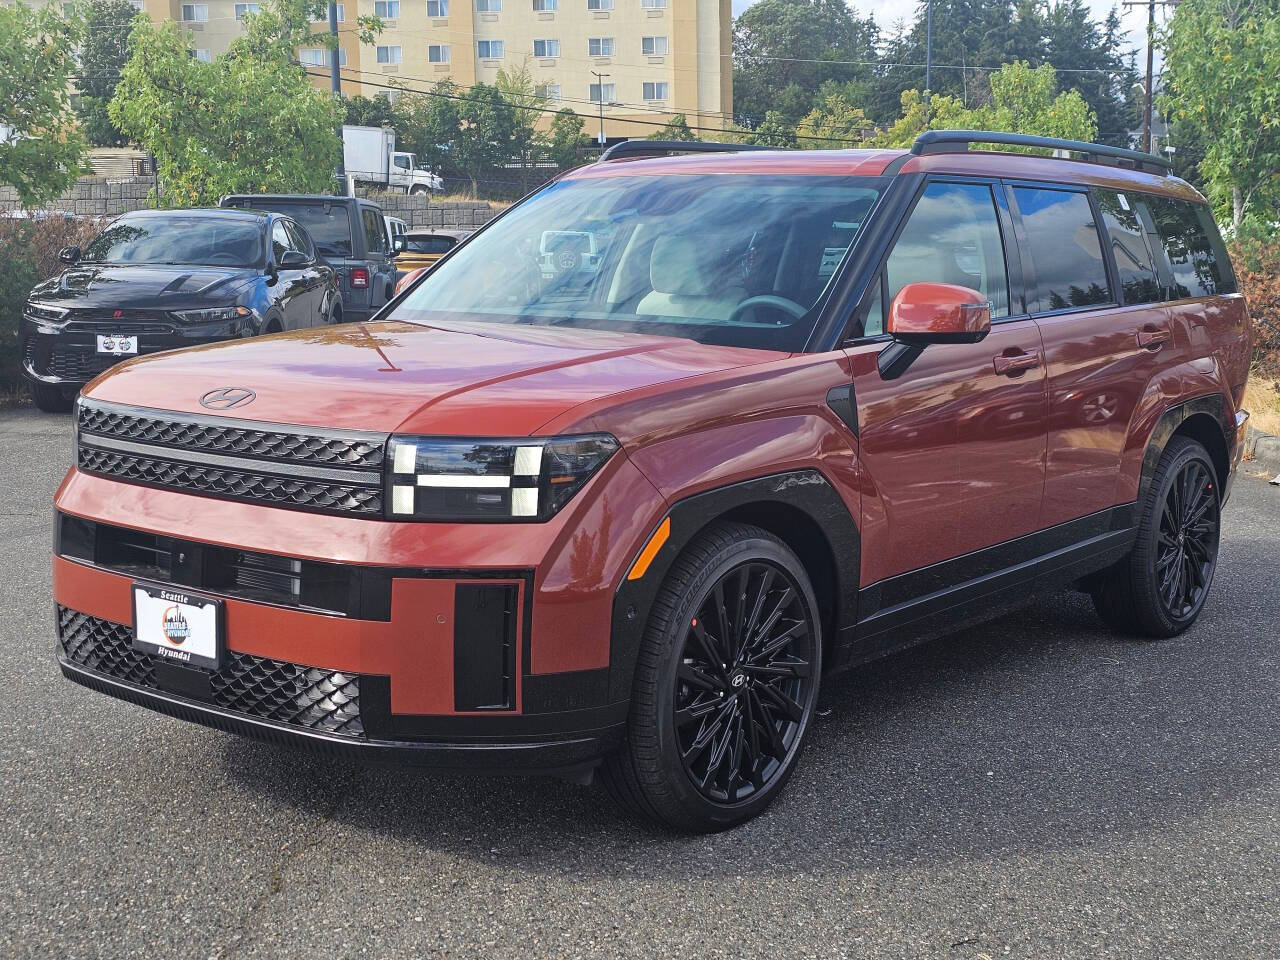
[911,129,1171,173]
[599,139,775,162]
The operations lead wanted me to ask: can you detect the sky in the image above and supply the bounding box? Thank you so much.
[729,0,1158,66]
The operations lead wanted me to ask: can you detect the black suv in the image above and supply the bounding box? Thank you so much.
[21,207,337,412]
[219,195,397,324]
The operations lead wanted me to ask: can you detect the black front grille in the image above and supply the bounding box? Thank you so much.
[48,346,118,382]
[76,400,388,518]
[58,607,364,737]
[78,446,384,515]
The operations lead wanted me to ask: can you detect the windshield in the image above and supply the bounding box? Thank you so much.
[397,174,883,351]
[82,215,265,268]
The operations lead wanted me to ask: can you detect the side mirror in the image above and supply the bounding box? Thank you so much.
[878,282,991,380]
[393,235,407,254]
[58,245,80,264]
[887,282,991,345]
[279,250,310,269]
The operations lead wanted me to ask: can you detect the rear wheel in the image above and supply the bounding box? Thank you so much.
[30,380,73,413]
[602,522,822,832]
[1091,436,1221,638]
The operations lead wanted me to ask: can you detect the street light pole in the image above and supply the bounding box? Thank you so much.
[925,0,933,94]
[592,70,609,150]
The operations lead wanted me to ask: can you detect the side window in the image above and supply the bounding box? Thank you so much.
[363,208,388,255]
[859,276,884,338]
[1094,190,1162,305]
[393,155,410,170]
[1012,187,1110,312]
[885,182,1010,319]
[270,220,291,262]
[1144,195,1235,299]
[283,220,312,259]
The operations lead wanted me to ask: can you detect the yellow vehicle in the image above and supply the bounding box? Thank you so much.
[394,229,468,272]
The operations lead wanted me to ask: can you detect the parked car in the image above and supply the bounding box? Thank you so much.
[54,134,1251,832]
[385,215,408,253]
[394,229,468,273]
[219,194,396,325]
[21,207,337,413]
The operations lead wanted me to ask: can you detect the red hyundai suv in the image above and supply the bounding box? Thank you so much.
[53,132,1252,831]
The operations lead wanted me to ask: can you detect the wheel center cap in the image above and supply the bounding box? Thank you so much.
[729,671,748,690]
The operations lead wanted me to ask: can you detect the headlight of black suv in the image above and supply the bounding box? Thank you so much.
[385,434,619,521]
[172,306,254,323]
[24,303,69,323]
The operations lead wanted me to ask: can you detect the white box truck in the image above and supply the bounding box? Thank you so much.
[342,125,442,195]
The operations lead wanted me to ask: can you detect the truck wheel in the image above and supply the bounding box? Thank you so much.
[30,381,74,413]
[410,185,427,196]
[1090,436,1221,638]
[602,521,822,832]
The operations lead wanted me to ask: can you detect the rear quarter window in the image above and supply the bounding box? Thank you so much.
[1144,195,1236,299]
[1094,190,1163,306]
[1012,186,1111,313]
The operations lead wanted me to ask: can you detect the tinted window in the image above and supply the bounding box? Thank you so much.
[82,214,265,268]
[363,207,389,255]
[1094,190,1162,305]
[885,182,1009,317]
[1144,196,1236,299]
[252,203,352,259]
[1013,187,1110,312]
[406,236,457,254]
[283,219,313,258]
[271,220,291,261]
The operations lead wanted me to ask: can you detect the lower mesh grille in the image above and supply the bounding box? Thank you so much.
[47,346,117,381]
[58,606,364,737]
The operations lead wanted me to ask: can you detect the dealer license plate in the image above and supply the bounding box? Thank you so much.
[132,584,224,671]
[96,334,138,355]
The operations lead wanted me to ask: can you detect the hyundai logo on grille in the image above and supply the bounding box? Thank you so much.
[199,387,256,410]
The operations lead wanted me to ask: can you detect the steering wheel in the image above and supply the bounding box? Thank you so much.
[727,295,808,325]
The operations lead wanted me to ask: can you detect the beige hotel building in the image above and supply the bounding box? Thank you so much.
[64,0,732,139]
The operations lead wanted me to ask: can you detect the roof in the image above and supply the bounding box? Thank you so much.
[221,194,376,205]
[405,228,470,239]
[117,206,271,219]
[569,144,1202,201]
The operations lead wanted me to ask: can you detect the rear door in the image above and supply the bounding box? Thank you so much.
[1010,183,1172,529]
[850,177,1048,590]
[281,218,327,325]
[269,219,311,330]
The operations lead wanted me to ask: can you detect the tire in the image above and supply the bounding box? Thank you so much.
[30,380,73,413]
[409,185,427,196]
[602,521,823,832]
[1090,436,1221,638]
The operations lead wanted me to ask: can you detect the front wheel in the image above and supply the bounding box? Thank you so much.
[1091,436,1221,637]
[602,522,822,832]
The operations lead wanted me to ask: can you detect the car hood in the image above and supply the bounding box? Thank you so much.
[81,319,783,436]
[30,263,254,309]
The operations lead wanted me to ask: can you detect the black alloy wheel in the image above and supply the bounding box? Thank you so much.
[675,561,816,804]
[1154,457,1219,620]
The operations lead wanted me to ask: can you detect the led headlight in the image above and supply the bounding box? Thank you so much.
[386,434,619,521]
[24,302,68,323]
[173,305,252,323]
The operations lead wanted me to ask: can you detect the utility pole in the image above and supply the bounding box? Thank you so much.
[1123,0,1174,153]
[591,70,609,150]
[329,1,345,192]
[924,0,933,122]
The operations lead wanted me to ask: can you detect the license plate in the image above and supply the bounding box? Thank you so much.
[132,584,224,671]
[96,334,138,355]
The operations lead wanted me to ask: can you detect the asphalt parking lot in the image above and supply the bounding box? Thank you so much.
[2,407,1277,960]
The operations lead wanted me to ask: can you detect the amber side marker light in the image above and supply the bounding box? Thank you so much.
[628,517,671,581]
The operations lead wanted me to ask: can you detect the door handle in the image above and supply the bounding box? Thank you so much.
[993,351,1042,376]
[1137,326,1170,350]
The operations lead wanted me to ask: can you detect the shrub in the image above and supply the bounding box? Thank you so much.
[0,214,103,398]
[1229,233,1280,377]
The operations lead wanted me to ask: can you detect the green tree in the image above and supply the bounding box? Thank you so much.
[744,110,799,148]
[109,0,349,205]
[648,114,697,141]
[495,61,546,188]
[1161,0,1280,228]
[394,81,462,180]
[547,106,586,169]
[795,93,869,147]
[75,0,141,147]
[733,0,880,128]
[453,82,517,196]
[344,94,399,130]
[0,2,89,207]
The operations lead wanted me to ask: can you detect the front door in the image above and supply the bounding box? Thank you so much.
[849,178,1048,592]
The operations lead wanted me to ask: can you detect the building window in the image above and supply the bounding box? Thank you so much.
[181,4,208,22]
[641,0,666,7]
[313,4,344,22]
[300,47,346,66]
[376,45,402,64]
[537,83,561,101]
[378,89,400,103]
[475,0,500,10]
[642,81,669,100]
[589,82,615,103]
[374,0,399,16]
[588,36,614,57]
[428,43,450,62]
[477,39,504,59]
[641,35,667,55]
[426,0,447,14]
[129,0,144,11]
[191,48,212,62]
[587,0,612,8]
[532,38,559,57]
[532,0,556,8]
[234,3,259,20]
